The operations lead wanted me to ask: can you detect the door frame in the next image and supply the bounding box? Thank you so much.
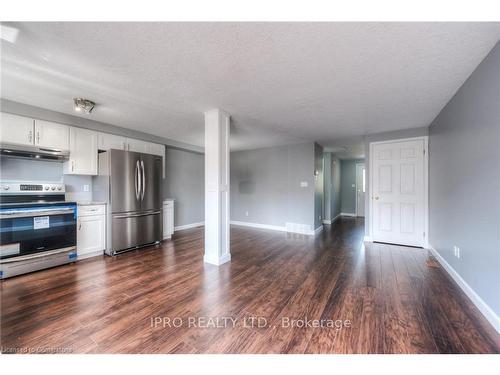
[355,162,365,217]
[368,136,429,248]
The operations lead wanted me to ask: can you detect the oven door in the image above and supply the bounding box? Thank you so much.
[0,205,77,260]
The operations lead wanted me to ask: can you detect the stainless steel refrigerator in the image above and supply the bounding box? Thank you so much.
[93,149,163,255]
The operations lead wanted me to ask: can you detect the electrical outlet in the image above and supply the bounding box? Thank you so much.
[454,246,460,259]
[245,211,249,217]
[83,184,90,192]
[300,181,308,188]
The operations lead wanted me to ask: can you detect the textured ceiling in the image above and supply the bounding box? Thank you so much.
[1,22,499,151]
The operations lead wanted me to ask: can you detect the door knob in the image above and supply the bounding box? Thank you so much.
[374,196,379,200]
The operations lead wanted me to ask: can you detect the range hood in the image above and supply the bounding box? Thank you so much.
[0,143,70,162]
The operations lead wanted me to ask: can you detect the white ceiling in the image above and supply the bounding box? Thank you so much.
[1,22,499,151]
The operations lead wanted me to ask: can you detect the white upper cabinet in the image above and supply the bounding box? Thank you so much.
[64,127,98,175]
[1,112,164,178]
[0,113,69,151]
[98,132,127,151]
[149,142,165,156]
[34,120,69,151]
[0,112,34,146]
[126,138,150,153]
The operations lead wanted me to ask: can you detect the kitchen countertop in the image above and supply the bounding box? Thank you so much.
[73,201,107,206]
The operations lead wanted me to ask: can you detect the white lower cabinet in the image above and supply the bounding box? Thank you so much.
[163,200,174,239]
[77,204,106,259]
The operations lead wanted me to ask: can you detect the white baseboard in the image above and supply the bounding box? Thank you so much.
[230,220,323,236]
[322,214,340,225]
[204,253,231,266]
[341,212,357,217]
[174,222,204,231]
[429,244,500,334]
[230,220,287,232]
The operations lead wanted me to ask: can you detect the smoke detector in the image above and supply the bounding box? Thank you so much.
[73,98,95,114]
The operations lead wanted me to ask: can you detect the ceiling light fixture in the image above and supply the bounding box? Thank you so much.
[73,98,95,114]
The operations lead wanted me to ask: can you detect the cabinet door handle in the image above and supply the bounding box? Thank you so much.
[28,130,33,143]
[36,131,40,144]
[71,160,75,172]
[78,220,82,230]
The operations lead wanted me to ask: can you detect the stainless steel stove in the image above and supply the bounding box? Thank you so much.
[0,181,77,279]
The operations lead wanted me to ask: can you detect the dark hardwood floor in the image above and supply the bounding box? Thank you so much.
[1,218,499,354]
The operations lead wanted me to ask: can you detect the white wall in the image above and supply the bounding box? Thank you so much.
[429,42,500,319]
[230,142,316,230]
[163,147,205,227]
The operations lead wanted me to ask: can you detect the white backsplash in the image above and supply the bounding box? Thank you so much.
[0,158,93,202]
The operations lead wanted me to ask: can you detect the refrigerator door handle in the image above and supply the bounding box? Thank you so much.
[113,210,161,219]
[135,160,141,201]
[134,162,137,200]
[141,160,145,201]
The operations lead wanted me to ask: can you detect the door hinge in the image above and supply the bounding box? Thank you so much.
[423,149,426,155]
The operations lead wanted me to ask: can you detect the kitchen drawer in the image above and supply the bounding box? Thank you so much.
[78,204,106,217]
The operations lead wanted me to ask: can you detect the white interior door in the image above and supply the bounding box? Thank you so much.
[371,139,426,247]
[356,163,365,217]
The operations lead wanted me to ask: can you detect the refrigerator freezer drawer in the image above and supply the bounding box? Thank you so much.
[108,211,162,255]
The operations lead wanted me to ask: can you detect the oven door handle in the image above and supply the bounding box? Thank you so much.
[0,208,75,219]
[0,246,76,263]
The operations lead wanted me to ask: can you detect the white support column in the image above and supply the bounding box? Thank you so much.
[204,109,231,265]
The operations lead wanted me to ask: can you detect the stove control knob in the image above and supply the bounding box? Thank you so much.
[44,186,49,190]
[3,185,9,190]
[51,186,56,191]
[57,186,62,191]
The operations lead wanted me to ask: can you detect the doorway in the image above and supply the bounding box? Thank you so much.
[369,137,428,247]
[355,163,365,217]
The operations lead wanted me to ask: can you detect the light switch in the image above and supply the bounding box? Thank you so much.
[83,184,90,192]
